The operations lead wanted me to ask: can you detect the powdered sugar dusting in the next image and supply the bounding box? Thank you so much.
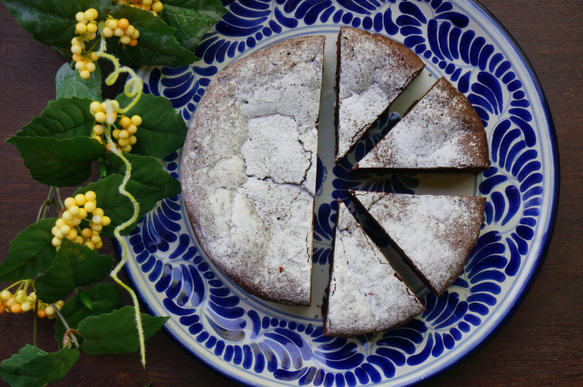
[325,202,424,337]
[358,77,489,170]
[358,192,485,296]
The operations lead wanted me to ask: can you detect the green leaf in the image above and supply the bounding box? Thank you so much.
[0,344,79,387]
[117,93,188,157]
[34,239,113,303]
[0,218,57,282]
[1,0,113,48]
[56,63,103,100]
[76,153,181,237]
[54,283,124,348]
[161,0,227,52]
[6,136,106,187]
[5,97,105,187]
[78,306,169,355]
[106,5,197,66]
[11,97,95,139]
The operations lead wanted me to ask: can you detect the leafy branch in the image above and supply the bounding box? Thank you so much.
[0,0,227,385]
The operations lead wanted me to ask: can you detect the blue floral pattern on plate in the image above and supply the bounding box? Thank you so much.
[126,1,558,385]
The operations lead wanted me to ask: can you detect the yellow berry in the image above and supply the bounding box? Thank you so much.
[59,224,71,235]
[119,129,129,139]
[74,193,86,206]
[75,12,86,23]
[103,26,114,38]
[91,223,103,232]
[91,235,101,245]
[67,229,79,241]
[37,309,47,319]
[152,1,163,13]
[21,302,32,313]
[118,138,130,147]
[90,101,102,114]
[1,290,12,301]
[90,51,99,62]
[81,228,92,239]
[120,116,132,128]
[114,27,124,37]
[128,125,138,135]
[94,111,106,123]
[71,44,83,55]
[69,205,80,216]
[52,237,62,247]
[106,19,118,30]
[112,129,121,139]
[61,210,73,221]
[87,22,98,34]
[10,303,22,314]
[93,124,104,135]
[130,115,142,126]
[132,29,140,39]
[75,61,87,71]
[84,200,97,213]
[101,216,111,226]
[84,241,95,250]
[75,22,87,35]
[126,25,136,37]
[129,135,138,145]
[86,61,96,73]
[80,70,91,80]
[64,197,76,208]
[74,236,84,244]
[78,208,88,219]
[118,18,130,30]
[45,305,55,317]
[85,191,96,201]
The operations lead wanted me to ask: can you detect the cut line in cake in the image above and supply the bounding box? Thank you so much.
[180,26,489,337]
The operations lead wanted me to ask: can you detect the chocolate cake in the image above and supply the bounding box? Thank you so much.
[324,200,425,338]
[355,77,489,172]
[352,192,487,296]
[335,27,425,161]
[180,36,326,306]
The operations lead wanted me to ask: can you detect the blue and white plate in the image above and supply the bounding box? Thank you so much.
[125,1,559,385]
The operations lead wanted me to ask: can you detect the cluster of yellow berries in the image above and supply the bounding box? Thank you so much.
[90,100,141,153]
[102,17,140,47]
[51,191,111,251]
[72,8,100,80]
[118,0,164,14]
[0,288,63,319]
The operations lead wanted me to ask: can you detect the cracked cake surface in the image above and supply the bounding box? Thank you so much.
[180,36,325,305]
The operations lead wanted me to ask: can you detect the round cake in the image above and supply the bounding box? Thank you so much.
[180,35,326,306]
[181,28,489,336]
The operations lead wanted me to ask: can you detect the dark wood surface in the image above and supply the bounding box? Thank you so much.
[1,1,581,385]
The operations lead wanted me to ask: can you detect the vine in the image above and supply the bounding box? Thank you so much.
[0,0,227,385]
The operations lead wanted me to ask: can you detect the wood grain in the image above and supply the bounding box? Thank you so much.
[1,1,582,385]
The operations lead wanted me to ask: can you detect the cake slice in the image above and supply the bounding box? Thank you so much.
[355,77,489,171]
[180,36,326,305]
[324,200,425,337]
[335,27,425,161]
[353,192,486,296]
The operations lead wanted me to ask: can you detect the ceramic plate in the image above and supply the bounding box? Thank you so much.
[124,1,558,385]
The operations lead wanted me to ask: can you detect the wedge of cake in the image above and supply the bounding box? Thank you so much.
[335,27,425,161]
[324,200,425,337]
[180,36,325,305]
[352,192,486,296]
[355,77,489,171]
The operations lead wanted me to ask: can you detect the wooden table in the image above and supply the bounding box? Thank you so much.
[1,1,581,385]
